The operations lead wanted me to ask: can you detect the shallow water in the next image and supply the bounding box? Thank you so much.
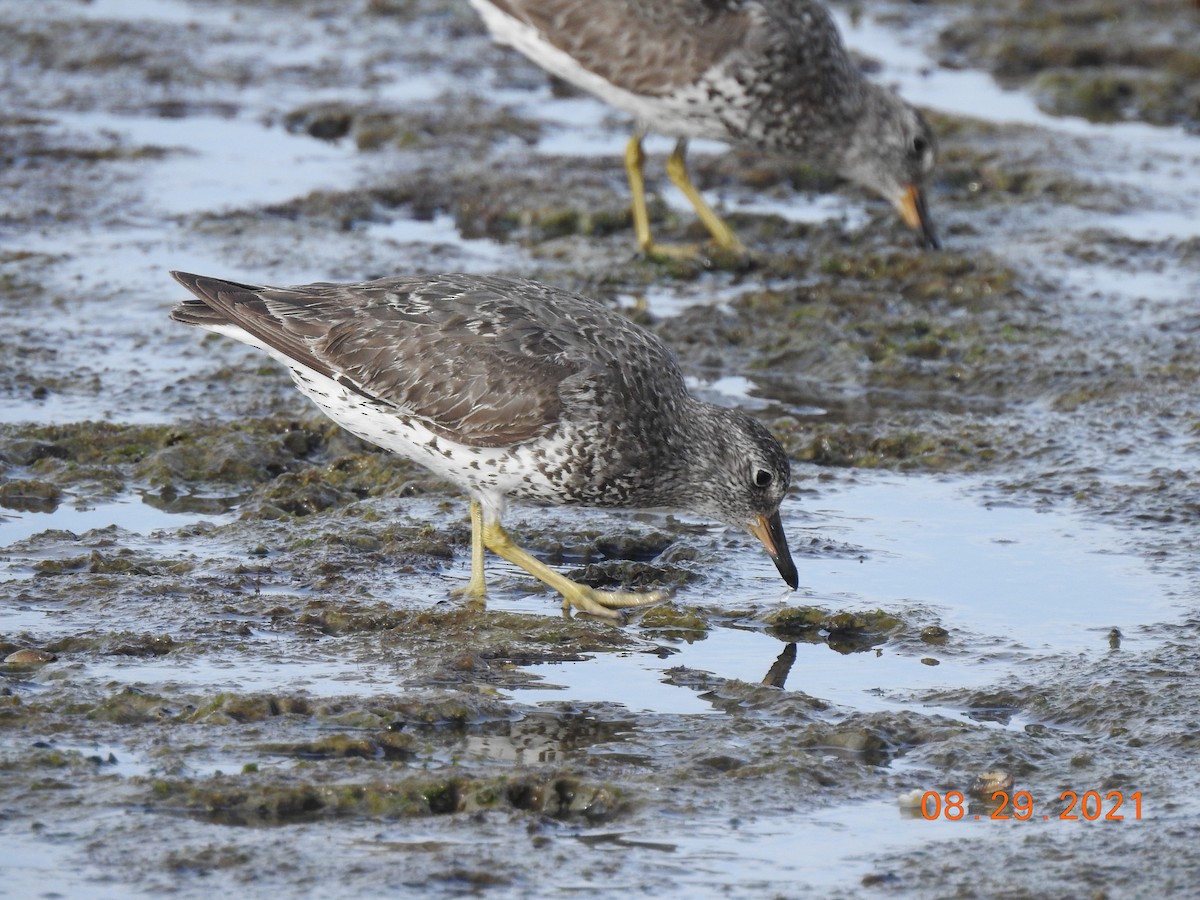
[505,473,1167,715]
[834,6,1200,242]
[2,472,1164,711]
[1,469,1166,895]
[1,495,234,549]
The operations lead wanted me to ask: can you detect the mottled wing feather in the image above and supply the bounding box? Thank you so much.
[487,0,756,96]
[309,295,581,447]
[170,272,591,448]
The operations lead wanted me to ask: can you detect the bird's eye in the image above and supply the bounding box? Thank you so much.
[910,136,928,158]
[754,469,773,488]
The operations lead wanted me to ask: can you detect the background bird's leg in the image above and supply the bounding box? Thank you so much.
[481,519,669,620]
[665,138,744,253]
[623,129,655,254]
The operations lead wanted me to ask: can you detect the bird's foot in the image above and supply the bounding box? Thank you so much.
[641,240,753,272]
[449,578,487,611]
[560,584,672,621]
[480,519,670,623]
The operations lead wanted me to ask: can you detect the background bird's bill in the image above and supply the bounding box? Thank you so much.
[897,184,940,249]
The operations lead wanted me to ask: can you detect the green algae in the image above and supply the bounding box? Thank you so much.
[149,770,626,826]
[32,550,194,577]
[638,604,711,641]
[0,478,61,512]
[256,731,415,760]
[764,606,905,651]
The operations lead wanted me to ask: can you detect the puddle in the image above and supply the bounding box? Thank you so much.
[508,649,719,716]
[12,738,240,781]
[4,472,1164,719]
[722,191,873,229]
[807,476,1166,650]
[505,473,1169,718]
[612,794,1072,895]
[60,110,359,219]
[684,374,772,411]
[0,815,128,900]
[70,0,210,23]
[0,489,239,614]
[624,283,739,320]
[68,633,420,698]
[1,494,235,550]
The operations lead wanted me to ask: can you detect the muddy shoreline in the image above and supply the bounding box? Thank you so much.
[3,0,1200,895]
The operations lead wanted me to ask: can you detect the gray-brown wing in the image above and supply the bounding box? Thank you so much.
[169,272,598,448]
[486,0,757,96]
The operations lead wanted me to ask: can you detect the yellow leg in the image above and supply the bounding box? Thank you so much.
[624,133,745,261]
[481,519,668,620]
[665,138,745,254]
[623,132,656,254]
[624,132,697,260]
[451,498,487,602]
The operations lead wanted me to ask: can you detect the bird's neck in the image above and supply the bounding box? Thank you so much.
[653,401,737,516]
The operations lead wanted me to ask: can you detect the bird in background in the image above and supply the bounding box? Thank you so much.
[170,271,797,619]
[469,0,940,257]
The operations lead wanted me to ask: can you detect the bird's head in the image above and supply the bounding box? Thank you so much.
[841,87,940,249]
[689,409,798,591]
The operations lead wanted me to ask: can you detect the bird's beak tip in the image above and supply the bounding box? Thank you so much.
[751,512,799,591]
[898,184,940,250]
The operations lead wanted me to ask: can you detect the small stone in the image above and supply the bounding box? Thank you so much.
[969,770,1014,798]
[4,649,57,667]
[896,789,926,809]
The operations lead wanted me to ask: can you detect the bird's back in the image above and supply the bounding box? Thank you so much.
[170,272,688,451]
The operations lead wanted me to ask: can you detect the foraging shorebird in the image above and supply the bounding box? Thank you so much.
[469,0,940,255]
[170,271,797,618]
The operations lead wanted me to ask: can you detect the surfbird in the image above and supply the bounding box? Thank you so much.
[169,271,798,618]
[469,0,940,254]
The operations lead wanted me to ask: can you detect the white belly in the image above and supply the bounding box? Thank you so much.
[201,321,570,523]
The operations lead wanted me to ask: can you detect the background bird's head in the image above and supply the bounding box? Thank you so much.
[841,86,940,248]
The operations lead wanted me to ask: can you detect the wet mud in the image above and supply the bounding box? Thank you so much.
[3,0,1200,896]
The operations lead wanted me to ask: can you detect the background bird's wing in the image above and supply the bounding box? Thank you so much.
[170,272,600,448]
[486,0,757,96]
